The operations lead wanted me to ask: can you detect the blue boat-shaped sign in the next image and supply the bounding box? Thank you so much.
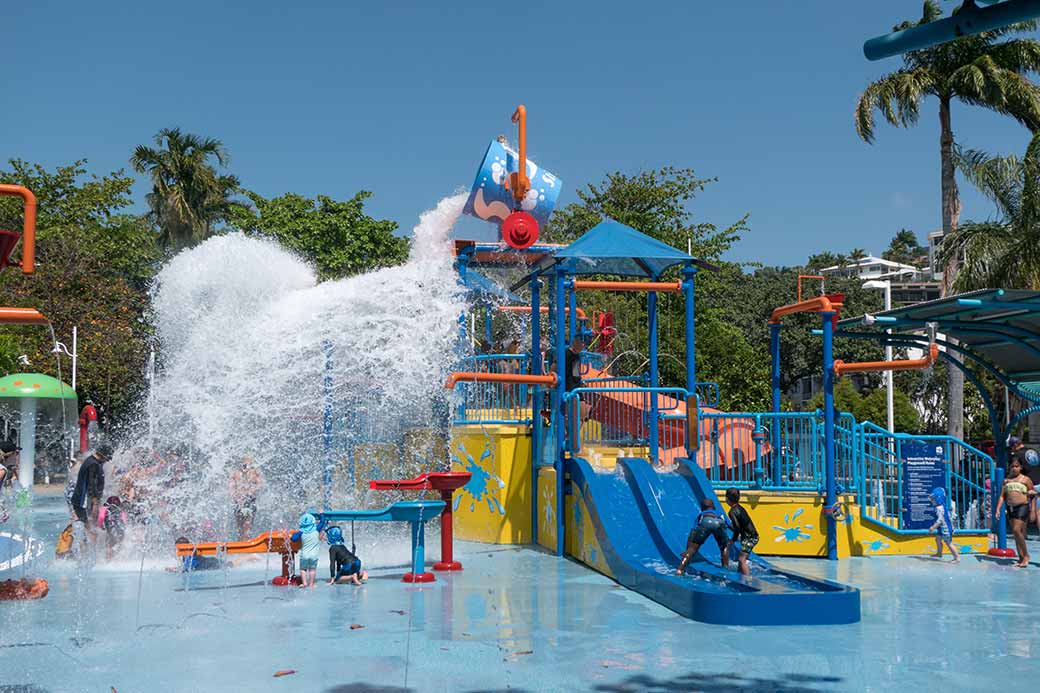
[0,531,44,572]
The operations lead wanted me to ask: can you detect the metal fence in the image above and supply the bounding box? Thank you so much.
[453,354,532,425]
[858,421,994,534]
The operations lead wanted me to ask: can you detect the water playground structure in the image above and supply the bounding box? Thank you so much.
[438,106,1040,625]
[5,105,1040,630]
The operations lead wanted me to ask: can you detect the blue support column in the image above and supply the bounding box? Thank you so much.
[770,323,783,485]
[821,313,838,560]
[554,267,568,556]
[322,339,334,511]
[483,305,493,349]
[530,277,543,544]
[568,283,578,345]
[682,265,697,459]
[648,289,660,467]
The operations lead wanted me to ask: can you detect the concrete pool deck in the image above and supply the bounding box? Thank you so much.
[1,495,1037,692]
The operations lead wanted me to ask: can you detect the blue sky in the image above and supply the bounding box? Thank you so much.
[3,1,1037,266]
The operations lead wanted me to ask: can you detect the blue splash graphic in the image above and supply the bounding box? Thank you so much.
[772,507,814,543]
[452,440,506,515]
[862,539,891,553]
[956,543,974,554]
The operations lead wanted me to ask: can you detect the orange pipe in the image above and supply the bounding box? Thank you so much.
[508,105,530,206]
[571,280,682,293]
[498,305,588,320]
[0,184,36,274]
[834,344,939,376]
[444,371,557,389]
[769,296,842,324]
[797,274,825,303]
[0,307,48,325]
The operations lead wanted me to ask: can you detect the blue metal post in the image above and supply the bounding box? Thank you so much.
[770,323,782,485]
[821,313,838,560]
[648,289,660,466]
[682,264,697,459]
[322,339,334,511]
[530,277,542,544]
[554,267,568,556]
[411,520,425,576]
[568,282,578,345]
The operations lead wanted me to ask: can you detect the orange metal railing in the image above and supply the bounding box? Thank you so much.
[834,344,938,376]
[498,305,588,320]
[444,371,557,389]
[571,280,682,293]
[0,308,48,325]
[0,184,37,274]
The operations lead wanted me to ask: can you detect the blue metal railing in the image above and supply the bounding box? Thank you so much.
[857,421,994,535]
[453,354,532,425]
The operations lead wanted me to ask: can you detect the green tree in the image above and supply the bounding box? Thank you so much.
[882,229,926,266]
[131,128,244,251]
[808,379,920,433]
[0,159,157,421]
[227,190,408,280]
[945,132,1040,289]
[855,0,1040,441]
[848,248,868,265]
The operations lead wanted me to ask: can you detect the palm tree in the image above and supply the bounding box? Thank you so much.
[945,132,1040,289]
[131,128,244,250]
[848,248,868,264]
[855,1,1040,440]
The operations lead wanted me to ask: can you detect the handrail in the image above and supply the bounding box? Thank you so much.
[508,105,530,206]
[797,274,825,303]
[563,386,689,401]
[834,344,938,376]
[444,371,556,389]
[0,307,47,325]
[571,280,682,293]
[769,295,842,324]
[0,184,36,274]
[498,305,588,320]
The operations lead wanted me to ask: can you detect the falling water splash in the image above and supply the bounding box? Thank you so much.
[121,193,468,544]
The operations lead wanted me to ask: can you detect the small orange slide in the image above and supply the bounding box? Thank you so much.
[175,530,297,557]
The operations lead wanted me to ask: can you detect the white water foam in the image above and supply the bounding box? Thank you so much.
[120,193,468,545]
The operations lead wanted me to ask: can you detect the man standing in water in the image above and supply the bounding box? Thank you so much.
[229,456,264,539]
[71,444,113,536]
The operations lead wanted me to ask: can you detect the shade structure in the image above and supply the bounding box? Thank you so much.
[0,373,77,490]
[550,219,698,278]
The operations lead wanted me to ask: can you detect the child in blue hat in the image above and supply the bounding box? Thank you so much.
[928,488,959,563]
[295,512,322,588]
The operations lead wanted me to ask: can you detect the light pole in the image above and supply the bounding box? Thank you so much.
[863,281,894,433]
[52,326,77,393]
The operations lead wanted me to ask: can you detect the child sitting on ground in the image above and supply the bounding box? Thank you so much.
[171,536,226,572]
[929,488,960,563]
[325,525,368,585]
[97,496,127,560]
[677,497,732,575]
[725,487,758,576]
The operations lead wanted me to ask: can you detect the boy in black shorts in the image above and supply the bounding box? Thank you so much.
[677,497,731,575]
[326,526,368,585]
[725,487,758,576]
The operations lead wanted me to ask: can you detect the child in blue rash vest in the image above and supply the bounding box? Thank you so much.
[295,513,321,588]
[929,488,960,563]
[677,497,732,575]
[325,525,368,585]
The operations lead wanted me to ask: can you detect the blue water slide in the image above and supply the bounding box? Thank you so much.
[568,457,860,625]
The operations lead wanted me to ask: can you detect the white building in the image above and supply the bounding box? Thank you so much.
[819,255,927,282]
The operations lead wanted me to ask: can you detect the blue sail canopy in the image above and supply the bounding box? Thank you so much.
[551,219,694,278]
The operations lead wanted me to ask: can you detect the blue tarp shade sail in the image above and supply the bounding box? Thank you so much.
[550,219,697,278]
[459,269,521,304]
[836,289,1040,388]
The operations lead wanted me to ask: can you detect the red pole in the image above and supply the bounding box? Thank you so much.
[433,489,462,571]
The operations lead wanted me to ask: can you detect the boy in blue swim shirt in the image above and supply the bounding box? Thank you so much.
[929,488,960,563]
[325,525,368,585]
[677,497,732,575]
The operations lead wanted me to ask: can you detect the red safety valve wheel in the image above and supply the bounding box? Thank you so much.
[502,211,539,250]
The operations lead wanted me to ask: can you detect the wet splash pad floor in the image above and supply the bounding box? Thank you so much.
[2,496,1038,692]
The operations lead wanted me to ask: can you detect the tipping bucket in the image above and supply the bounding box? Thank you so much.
[463,139,562,228]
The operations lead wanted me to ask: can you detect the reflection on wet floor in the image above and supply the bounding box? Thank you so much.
[1,496,1038,692]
